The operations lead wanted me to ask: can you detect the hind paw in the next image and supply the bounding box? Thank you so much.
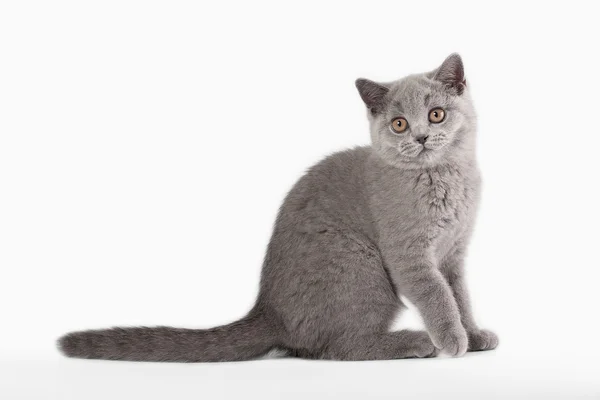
[468,329,499,351]
[403,330,439,358]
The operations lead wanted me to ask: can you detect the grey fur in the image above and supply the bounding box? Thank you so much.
[58,54,498,362]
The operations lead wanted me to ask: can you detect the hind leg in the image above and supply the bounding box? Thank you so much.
[323,330,438,361]
[265,229,438,360]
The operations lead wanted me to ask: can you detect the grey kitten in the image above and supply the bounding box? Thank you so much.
[59,54,498,361]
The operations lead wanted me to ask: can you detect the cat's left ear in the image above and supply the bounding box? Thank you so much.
[431,53,466,95]
[355,78,390,114]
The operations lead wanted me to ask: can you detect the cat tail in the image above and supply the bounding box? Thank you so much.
[57,310,279,362]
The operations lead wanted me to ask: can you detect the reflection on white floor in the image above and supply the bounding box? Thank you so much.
[3,347,598,400]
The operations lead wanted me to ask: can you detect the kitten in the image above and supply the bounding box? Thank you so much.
[59,54,498,361]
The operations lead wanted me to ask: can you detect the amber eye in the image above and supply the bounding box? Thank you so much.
[391,117,408,134]
[429,108,446,123]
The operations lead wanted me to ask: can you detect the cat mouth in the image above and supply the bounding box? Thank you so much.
[416,147,439,161]
[398,146,434,160]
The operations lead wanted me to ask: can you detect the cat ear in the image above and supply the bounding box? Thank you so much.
[355,78,390,114]
[432,53,466,95]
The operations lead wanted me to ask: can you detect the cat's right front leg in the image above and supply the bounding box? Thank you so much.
[393,257,468,357]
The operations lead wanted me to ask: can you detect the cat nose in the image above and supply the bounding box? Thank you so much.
[415,134,429,145]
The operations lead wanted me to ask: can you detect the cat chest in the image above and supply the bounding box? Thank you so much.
[415,170,468,218]
[372,166,477,257]
[410,170,473,251]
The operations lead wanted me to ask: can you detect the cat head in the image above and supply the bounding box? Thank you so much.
[356,54,477,169]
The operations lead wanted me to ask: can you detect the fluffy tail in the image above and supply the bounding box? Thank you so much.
[58,312,278,362]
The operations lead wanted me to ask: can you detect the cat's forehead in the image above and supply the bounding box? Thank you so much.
[387,75,451,115]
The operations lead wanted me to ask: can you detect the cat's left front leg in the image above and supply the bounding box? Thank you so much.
[441,247,499,352]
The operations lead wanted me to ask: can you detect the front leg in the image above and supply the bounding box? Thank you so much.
[394,257,468,357]
[441,247,499,351]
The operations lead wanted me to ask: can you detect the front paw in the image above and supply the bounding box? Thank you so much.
[467,329,499,351]
[431,324,468,357]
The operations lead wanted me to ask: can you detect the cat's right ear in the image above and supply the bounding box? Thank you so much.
[430,53,466,95]
[355,79,389,115]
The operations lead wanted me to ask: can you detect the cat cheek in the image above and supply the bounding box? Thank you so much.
[426,135,449,149]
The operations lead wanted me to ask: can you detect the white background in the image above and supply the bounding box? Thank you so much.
[1,1,599,399]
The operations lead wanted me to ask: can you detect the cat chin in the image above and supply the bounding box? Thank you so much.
[382,154,444,170]
[387,148,445,169]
